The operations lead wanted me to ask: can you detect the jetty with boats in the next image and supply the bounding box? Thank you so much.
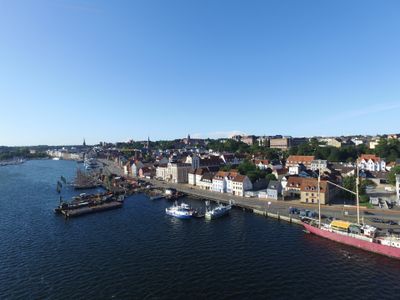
[55,191,125,218]
[0,158,25,167]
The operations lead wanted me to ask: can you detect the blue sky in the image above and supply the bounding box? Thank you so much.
[1,0,400,146]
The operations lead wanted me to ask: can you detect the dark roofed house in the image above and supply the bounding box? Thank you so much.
[188,168,208,185]
[267,180,282,200]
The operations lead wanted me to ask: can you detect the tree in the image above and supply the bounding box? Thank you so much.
[388,166,400,185]
[238,160,257,175]
[374,139,400,162]
[265,173,277,182]
[220,164,232,172]
[341,175,356,200]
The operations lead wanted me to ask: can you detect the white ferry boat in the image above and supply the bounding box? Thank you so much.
[165,202,195,219]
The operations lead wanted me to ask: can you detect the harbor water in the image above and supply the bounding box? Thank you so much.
[1,160,400,299]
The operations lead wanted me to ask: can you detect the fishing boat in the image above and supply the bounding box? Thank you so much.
[205,202,232,220]
[302,166,400,259]
[165,202,195,219]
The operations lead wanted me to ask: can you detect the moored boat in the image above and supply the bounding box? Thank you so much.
[205,203,232,220]
[165,202,195,219]
[302,218,400,259]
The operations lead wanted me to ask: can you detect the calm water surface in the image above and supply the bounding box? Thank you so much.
[1,160,400,299]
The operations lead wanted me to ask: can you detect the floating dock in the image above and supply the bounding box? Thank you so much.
[55,192,124,218]
[61,201,123,217]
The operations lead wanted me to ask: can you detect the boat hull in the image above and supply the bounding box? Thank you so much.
[303,223,400,259]
[165,211,193,219]
[205,210,230,220]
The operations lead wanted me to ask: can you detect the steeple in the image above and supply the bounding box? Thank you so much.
[83,138,86,147]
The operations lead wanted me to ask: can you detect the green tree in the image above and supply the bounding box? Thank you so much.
[265,173,277,182]
[388,166,400,185]
[238,160,257,175]
[374,139,400,162]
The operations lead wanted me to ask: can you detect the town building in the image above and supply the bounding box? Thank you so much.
[310,159,328,171]
[241,135,257,145]
[284,176,303,199]
[253,159,270,170]
[156,162,191,183]
[131,160,144,176]
[139,167,155,178]
[300,178,335,205]
[351,138,365,146]
[188,168,207,185]
[200,156,224,168]
[357,154,386,172]
[286,155,315,169]
[369,139,380,149]
[212,171,229,193]
[269,137,291,150]
[211,171,252,196]
[220,153,246,165]
[232,175,253,196]
[197,173,214,190]
[266,180,282,200]
[288,164,305,175]
[324,138,343,148]
[257,136,269,147]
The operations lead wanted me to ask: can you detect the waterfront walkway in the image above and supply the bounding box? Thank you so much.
[99,159,400,229]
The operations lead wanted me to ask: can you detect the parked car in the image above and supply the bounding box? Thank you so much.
[288,207,300,215]
[363,211,374,215]
[371,218,385,223]
[385,220,398,225]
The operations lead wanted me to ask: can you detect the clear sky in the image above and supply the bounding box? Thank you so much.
[1,0,400,146]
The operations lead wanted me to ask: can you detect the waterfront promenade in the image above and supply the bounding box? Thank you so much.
[99,159,400,229]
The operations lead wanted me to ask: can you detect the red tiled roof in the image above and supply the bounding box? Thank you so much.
[287,155,315,164]
[232,174,247,183]
[359,154,381,163]
[300,178,328,193]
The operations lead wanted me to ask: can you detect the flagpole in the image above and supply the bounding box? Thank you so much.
[356,164,360,224]
[318,165,321,228]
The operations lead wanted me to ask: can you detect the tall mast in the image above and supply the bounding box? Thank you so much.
[318,166,321,228]
[356,163,360,224]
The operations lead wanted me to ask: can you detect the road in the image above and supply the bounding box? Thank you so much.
[99,158,400,230]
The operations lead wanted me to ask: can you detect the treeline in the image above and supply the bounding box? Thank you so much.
[289,138,400,162]
[0,148,48,161]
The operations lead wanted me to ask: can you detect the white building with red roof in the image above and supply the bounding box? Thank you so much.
[357,154,386,172]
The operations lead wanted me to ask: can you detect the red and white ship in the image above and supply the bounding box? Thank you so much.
[303,219,400,259]
[302,165,400,259]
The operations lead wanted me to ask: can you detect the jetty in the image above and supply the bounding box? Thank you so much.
[55,192,124,218]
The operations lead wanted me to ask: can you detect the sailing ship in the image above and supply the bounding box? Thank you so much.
[302,166,400,259]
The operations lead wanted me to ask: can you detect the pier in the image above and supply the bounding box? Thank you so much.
[61,201,123,217]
